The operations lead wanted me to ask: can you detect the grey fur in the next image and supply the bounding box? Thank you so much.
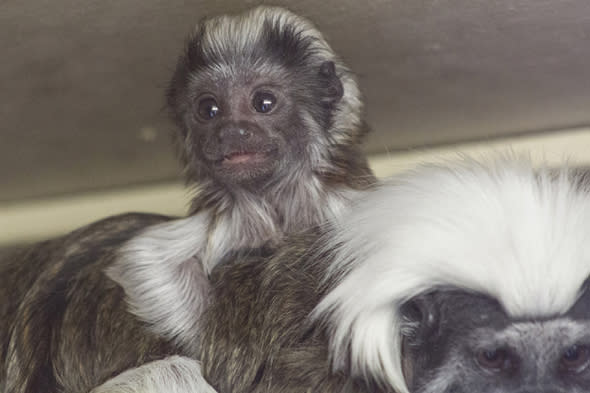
[199,232,389,393]
[0,214,176,393]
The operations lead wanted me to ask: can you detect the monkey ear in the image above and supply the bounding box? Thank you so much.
[318,61,344,106]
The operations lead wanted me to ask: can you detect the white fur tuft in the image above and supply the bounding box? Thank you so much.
[107,214,211,347]
[313,157,590,393]
[200,7,327,59]
[90,356,216,393]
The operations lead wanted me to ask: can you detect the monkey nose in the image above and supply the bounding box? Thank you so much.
[217,126,252,143]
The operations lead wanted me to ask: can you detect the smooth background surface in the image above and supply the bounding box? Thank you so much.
[2,0,590,244]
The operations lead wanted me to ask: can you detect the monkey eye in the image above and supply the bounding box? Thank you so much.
[476,348,513,373]
[197,97,220,120]
[252,92,277,114]
[560,345,590,373]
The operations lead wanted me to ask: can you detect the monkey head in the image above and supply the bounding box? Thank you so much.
[314,158,590,393]
[167,7,364,190]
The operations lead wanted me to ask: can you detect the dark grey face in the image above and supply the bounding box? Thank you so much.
[182,66,340,186]
[167,20,345,189]
[401,289,590,393]
[187,75,293,185]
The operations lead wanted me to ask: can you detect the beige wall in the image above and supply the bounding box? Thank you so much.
[3,127,590,247]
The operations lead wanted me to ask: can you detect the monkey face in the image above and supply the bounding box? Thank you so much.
[172,61,345,188]
[401,289,590,393]
[190,82,285,185]
[166,8,363,191]
[182,76,299,186]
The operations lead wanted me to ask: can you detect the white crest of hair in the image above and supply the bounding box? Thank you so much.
[200,6,328,65]
[197,6,362,145]
[312,155,590,393]
[90,356,217,393]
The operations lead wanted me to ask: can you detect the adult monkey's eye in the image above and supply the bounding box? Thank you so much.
[560,345,590,374]
[197,97,220,120]
[476,348,513,373]
[253,92,277,113]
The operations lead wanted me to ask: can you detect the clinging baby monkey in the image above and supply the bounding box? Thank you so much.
[0,6,375,393]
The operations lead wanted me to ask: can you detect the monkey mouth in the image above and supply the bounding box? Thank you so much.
[221,151,269,165]
[211,147,280,184]
[217,145,279,166]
